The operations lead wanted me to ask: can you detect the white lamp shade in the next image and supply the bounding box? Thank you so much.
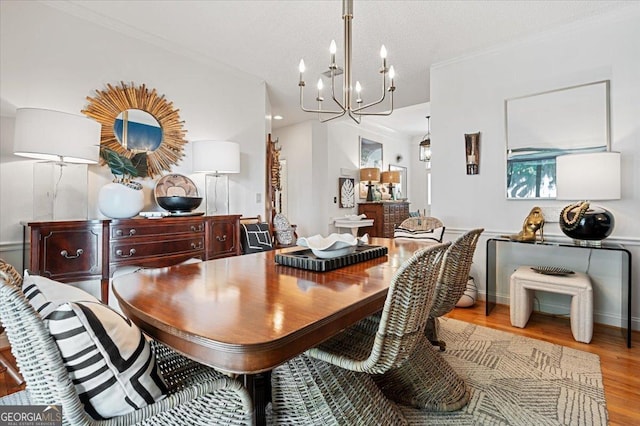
[192,140,240,173]
[556,152,621,200]
[13,108,101,164]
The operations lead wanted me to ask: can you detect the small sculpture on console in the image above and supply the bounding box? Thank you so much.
[504,206,545,242]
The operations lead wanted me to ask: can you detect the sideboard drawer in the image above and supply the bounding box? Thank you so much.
[111,237,205,263]
[111,219,205,239]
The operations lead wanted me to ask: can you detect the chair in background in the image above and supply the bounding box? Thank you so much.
[394,216,445,242]
[0,260,254,425]
[239,215,274,254]
[269,243,450,424]
[426,228,484,351]
[0,259,24,387]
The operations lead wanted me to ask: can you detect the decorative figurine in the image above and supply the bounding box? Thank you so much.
[505,206,545,242]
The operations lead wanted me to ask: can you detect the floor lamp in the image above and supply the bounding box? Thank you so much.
[13,108,100,220]
[192,140,240,215]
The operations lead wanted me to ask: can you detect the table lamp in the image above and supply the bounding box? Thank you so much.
[360,167,380,201]
[556,151,621,246]
[13,108,100,220]
[380,170,400,200]
[192,140,240,215]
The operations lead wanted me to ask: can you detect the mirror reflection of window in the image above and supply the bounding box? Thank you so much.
[114,109,162,153]
[505,80,609,199]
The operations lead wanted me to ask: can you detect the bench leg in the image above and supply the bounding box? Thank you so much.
[510,279,533,328]
[570,289,593,343]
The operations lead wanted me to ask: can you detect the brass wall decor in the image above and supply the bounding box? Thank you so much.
[82,82,187,178]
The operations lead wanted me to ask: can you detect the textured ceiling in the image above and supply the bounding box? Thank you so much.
[47,0,636,135]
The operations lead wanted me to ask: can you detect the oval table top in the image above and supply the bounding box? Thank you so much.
[113,237,433,374]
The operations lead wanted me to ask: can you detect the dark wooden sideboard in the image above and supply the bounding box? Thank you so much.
[357,201,410,238]
[23,215,242,303]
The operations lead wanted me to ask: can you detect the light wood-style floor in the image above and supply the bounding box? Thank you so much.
[1,302,638,424]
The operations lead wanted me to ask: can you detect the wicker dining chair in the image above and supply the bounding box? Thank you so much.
[0,259,24,386]
[398,216,444,232]
[0,261,254,426]
[268,243,450,424]
[426,228,484,351]
[306,243,449,373]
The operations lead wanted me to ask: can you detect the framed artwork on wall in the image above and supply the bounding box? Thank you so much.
[338,178,355,208]
[359,137,383,199]
[389,164,407,200]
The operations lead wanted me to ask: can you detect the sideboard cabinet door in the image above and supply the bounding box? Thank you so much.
[27,220,105,283]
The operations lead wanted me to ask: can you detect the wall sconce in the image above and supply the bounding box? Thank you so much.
[465,132,480,175]
[419,115,431,164]
[13,108,100,220]
[556,151,620,246]
[359,167,380,202]
[380,170,400,200]
[192,140,240,215]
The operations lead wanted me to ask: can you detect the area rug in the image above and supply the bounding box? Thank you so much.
[401,317,608,425]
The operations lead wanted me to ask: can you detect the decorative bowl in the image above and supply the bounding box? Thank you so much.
[156,196,202,213]
[297,233,358,259]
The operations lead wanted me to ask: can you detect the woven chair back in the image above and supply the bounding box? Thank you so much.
[372,242,450,371]
[0,260,92,423]
[430,228,484,318]
[398,216,443,231]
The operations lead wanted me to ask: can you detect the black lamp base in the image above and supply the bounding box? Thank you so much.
[366,182,374,202]
[559,202,614,247]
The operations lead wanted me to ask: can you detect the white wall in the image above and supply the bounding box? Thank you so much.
[275,118,414,236]
[0,1,268,258]
[430,8,640,329]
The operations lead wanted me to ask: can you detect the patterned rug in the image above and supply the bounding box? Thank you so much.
[402,317,608,425]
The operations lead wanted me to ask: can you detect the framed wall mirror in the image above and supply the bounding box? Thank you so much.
[83,82,187,178]
[505,80,610,199]
[389,164,407,200]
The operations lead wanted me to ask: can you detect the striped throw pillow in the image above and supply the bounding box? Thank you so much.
[22,272,99,319]
[46,301,167,419]
[393,226,445,242]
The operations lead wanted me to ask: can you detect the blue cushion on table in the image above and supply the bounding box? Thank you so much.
[241,223,273,254]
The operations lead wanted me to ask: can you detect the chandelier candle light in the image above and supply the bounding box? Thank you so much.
[298,0,396,123]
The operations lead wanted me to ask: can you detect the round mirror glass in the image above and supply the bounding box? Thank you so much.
[114,109,162,152]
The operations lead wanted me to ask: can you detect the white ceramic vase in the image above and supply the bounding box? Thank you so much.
[98,182,144,219]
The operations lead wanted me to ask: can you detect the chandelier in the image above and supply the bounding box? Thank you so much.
[419,116,431,163]
[298,0,396,124]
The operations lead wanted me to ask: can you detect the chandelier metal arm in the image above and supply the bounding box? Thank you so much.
[298,0,395,124]
[299,84,345,115]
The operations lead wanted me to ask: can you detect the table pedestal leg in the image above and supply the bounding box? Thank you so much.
[243,371,271,426]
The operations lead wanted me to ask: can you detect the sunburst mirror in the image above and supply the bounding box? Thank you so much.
[82,82,187,178]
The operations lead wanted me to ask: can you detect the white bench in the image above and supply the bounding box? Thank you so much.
[510,265,593,343]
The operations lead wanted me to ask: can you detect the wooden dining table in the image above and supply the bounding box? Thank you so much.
[112,237,431,422]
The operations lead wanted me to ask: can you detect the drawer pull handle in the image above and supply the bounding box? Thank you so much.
[191,242,203,249]
[116,248,136,258]
[60,249,83,259]
[116,229,136,237]
[190,224,204,232]
[216,235,227,242]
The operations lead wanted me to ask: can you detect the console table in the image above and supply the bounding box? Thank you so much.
[22,215,242,303]
[485,238,632,348]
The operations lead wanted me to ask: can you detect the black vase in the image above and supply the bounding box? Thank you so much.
[559,205,615,242]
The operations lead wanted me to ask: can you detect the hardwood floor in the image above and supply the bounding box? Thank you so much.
[1,303,638,424]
